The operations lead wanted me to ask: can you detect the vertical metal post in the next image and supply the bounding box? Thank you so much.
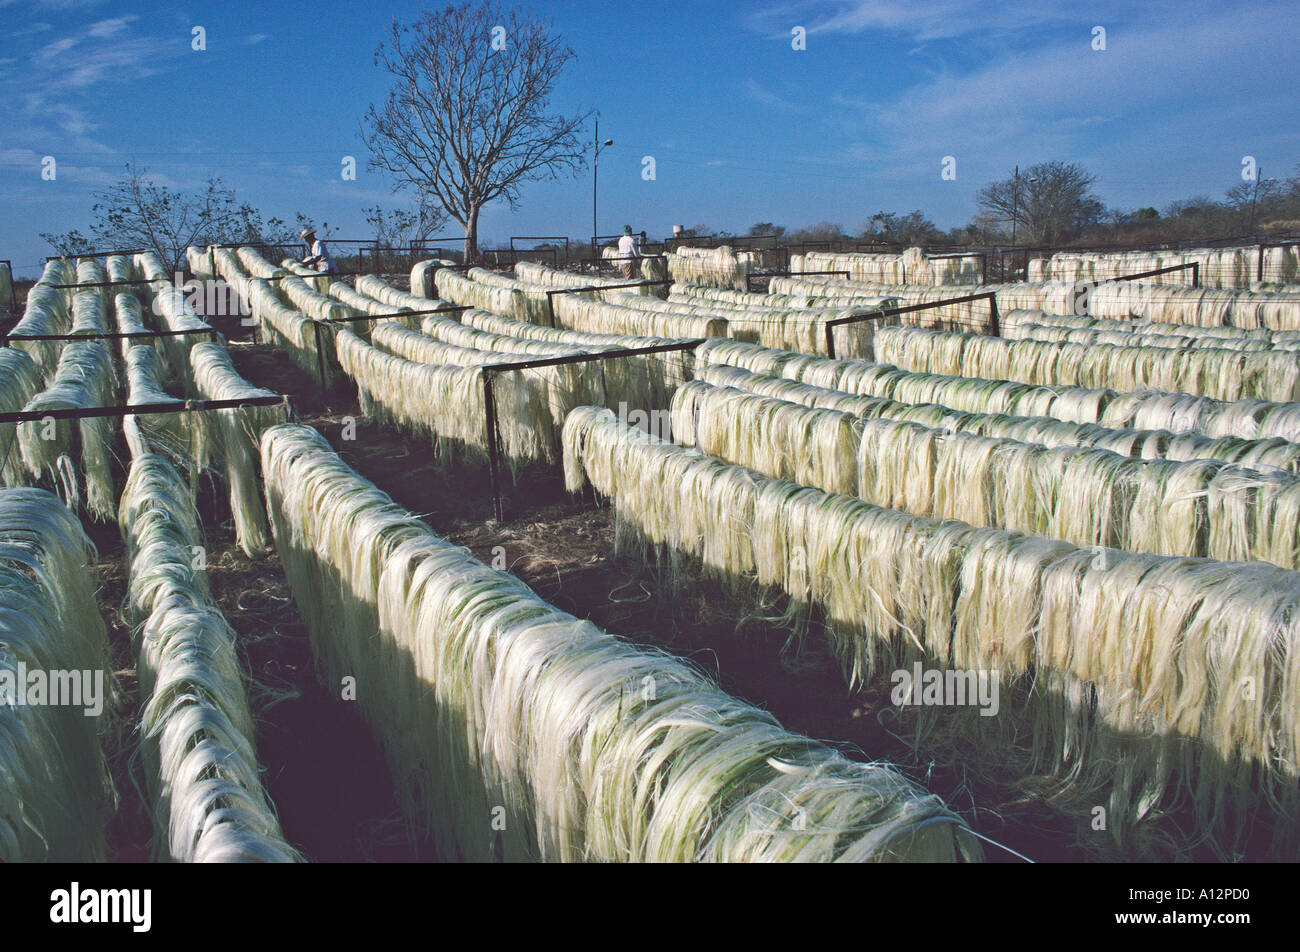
[1191,261,1200,288]
[312,320,328,399]
[824,320,836,359]
[988,293,1000,337]
[1258,243,1266,283]
[483,370,503,522]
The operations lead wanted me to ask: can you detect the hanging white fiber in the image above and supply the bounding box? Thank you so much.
[697,362,1300,475]
[698,338,1300,442]
[328,280,413,323]
[432,267,529,321]
[261,422,976,862]
[875,325,1300,403]
[0,349,44,486]
[189,341,282,555]
[563,407,1300,854]
[119,452,299,862]
[369,321,588,458]
[122,345,200,469]
[0,488,114,860]
[279,258,331,293]
[515,260,658,300]
[10,259,74,380]
[186,245,216,280]
[243,277,328,381]
[665,246,755,290]
[146,282,213,388]
[674,378,1300,569]
[18,341,118,519]
[353,273,432,311]
[552,292,726,339]
[234,246,284,280]
[275,270,356,322]
[459,309,694,411]
[336,327,551,466]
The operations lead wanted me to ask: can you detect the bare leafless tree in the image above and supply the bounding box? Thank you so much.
[362,2,591,262]
[978,161,1103,245]
[40,162,285,270]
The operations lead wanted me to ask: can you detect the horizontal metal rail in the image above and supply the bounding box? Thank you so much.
[4,327,216,344]
[0,394,288,425]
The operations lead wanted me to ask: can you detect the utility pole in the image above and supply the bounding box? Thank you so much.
[1250,165,1261,233]
[1010,165,1019,245]
[592,118,614,255]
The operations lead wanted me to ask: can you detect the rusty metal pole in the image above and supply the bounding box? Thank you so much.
[483,370,503,522]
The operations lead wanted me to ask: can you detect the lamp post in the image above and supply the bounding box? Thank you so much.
[593,117,614,254]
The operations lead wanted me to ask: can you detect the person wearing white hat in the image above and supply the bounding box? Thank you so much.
[300,227,336,275]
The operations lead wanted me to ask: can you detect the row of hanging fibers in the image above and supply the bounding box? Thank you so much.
[1006,317,1300,352]
[671,378,1300,569]
[276,270,356,322]
[773,270,1300,332]
[187,342,282,555]
[353,273,433,311]
[457,267,553,323]
[1002,308,1300,345]
[791,248,984,286]
[1029,246,1300,290]
[121,345,200,467]
[430,266,531,322]
[0,350,43,486]
[408,315,613,437]
[457,309,695,411]
[774,273,1087,318]
[0,488,115,860]
[17,338,119,520]
[697,338,1300,442]
[551,290,726,338]
[696,362,1300,475]
[350,276,617,435]
[562,405,1300,856]
[327,279,415,323]
[369,321,590,460]
[261,422,976,862]
[142,273,213,388]
[334,326,552,466]
[186,245,217,280]
[1083,281,1300,330]
[672,282,897,315]
[216,251,324,381]
[514,259,659,299]
[279,258,332,294]
[347,273,697,425]
[601,287,884,356]
[665,246,757,290]
[873,325,1300,403]
[10,258,75,379]
[117,450,298,862]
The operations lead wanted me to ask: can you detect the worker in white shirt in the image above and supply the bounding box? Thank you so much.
[300,228,336,275]
[616,225,641,279]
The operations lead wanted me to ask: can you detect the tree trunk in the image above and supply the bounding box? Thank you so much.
[464,207,479,264]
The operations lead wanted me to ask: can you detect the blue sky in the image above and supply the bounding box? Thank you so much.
[1,0,1297,276]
